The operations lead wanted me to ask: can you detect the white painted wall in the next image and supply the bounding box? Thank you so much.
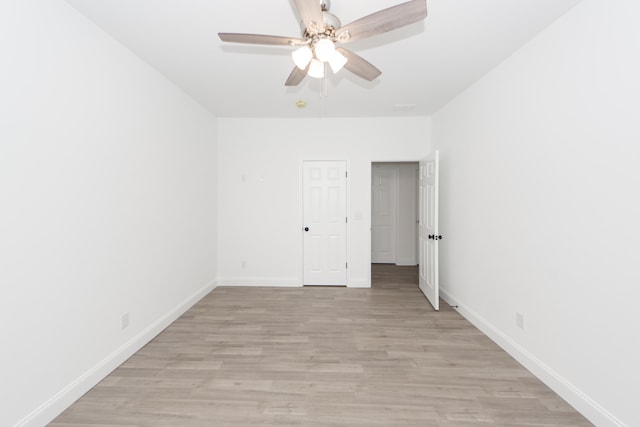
[431,1,639,426]
[217,118,429,288]
[0,1,218,426]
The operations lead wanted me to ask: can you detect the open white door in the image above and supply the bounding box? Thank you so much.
[303,161,347,286]
[419,151,440,310]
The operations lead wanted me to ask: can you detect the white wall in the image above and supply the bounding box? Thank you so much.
[0,1,218,426]
[218,118,429,288]
[431,0,639,426]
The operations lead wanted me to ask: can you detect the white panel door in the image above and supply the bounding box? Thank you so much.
[303,161,347,286]
[371,166,397,263]
[419,151,440,310]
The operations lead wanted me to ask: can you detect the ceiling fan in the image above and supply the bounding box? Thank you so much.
[218,0,427,86]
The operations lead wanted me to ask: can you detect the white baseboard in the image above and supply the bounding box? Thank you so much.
[219,277,371,289]
[439,288,627,427]
[347,278,370,288]
[17,280,218,427]
[217,277,301,287]
[395,257,417,266]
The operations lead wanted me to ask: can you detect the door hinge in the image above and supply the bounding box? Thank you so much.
[346,262,348,269]
[345,171,348,178]
[345,217,348,223]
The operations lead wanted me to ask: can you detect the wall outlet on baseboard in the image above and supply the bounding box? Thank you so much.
[121,312,130,330]
[516,312,524,329]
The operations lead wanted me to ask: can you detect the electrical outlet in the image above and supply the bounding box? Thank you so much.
[516,312,524,329]
[121,312,130,330]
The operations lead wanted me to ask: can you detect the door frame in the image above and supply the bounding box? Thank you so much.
[368,157,423,280]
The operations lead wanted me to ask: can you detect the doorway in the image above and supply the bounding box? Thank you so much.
[371,162,419,267]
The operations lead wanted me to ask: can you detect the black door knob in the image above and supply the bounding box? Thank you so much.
[304,227,309,232]
[428,234,434,240]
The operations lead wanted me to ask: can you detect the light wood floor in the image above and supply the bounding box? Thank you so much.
[50,264,591,426]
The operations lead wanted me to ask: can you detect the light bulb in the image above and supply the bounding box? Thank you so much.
[291,46,313,70]
[314,38,335,63]
[328,50,348,73]
[308,59,325,79]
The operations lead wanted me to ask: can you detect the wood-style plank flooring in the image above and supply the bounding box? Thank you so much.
[50,264,591,426]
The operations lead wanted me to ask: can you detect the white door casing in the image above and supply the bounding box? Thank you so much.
[371,166,397,264]
[419,151,439,310]
[303,161,347,286]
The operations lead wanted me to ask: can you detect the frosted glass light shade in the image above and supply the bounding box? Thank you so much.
[328,50,348,73]
[292,46,313,70]
[314,38,335,62]
[308,59,325,78]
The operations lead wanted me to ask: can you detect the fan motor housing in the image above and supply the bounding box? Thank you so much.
[323,12,341,30]
[299,0,340,34]
[300,12,341,35]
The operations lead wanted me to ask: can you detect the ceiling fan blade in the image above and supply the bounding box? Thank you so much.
[337,0,427,43]
[218,33,304,46]
[285,65,309,86]
[337,48,382,81]
[292,0,325,31]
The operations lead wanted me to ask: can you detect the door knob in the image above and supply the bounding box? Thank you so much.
[304,227,309,232]
[428,234,434,240]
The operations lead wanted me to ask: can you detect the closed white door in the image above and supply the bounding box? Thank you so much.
[371,166,397,263]
[419,151,440,310]
[303,161,347,286]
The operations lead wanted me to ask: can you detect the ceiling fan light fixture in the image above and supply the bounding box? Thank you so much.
[328,49,348,73]
[314,38,335,62]
[219,0,429,87]
[308,59,325,79]
[292,46,313,70]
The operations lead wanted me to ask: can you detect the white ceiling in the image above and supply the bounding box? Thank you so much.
[64,0,582,118]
